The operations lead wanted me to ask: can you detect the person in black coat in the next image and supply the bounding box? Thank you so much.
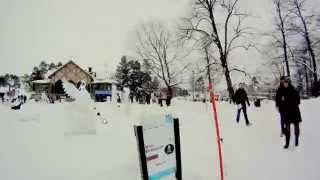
[0,92,5,103]
[233,84,251,126]
[276,77,286,137]
[275,77,302,149]
[129,92,134,103]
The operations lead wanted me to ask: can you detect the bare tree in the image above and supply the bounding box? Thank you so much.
[135,22,189,105]
[289,0,318,87]
[274,0,291,77]
[180,0,252,99]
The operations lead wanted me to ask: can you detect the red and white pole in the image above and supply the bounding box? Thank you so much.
[208,82,224,180]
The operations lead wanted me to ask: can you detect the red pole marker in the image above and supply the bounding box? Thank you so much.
[208,83,224,180]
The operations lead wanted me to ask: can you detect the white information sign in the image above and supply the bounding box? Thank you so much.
[142,114,177,179]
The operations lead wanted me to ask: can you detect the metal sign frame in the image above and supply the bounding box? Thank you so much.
[134,118,182,180]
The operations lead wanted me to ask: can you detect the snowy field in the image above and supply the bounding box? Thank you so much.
[0,98,319,180]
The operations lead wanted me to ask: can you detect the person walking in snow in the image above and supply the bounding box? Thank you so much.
[275,76,302,149]
[116,93,121,103]
[276,76,286,137]
[145,92,151,104]
[233,83,251,126]
[158,92,164,107]
[129,92,134,103]
[0,92,4,103]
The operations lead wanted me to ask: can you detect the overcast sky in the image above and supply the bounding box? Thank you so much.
[0,0,319,79]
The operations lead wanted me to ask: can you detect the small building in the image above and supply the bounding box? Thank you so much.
[90,80,118,102]
[31,61,118,101]
[32,79,51,93]
[47,61,94,94]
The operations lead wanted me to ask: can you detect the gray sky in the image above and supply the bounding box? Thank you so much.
[0,0,318,78]
[0,0,189,75]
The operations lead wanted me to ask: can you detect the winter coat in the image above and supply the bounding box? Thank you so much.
[233,88,250,105]
[275,84,302,123]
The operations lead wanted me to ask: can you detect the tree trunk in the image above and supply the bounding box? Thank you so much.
[277,1,290,77]
[282,34,290,77]
[221,56,234,100]
[306,34,318,84]
[166,86,173,106]
[205,47,212,85]
[224,67,234,100]
[294,0,318,88]
[207,2,235,100]
[304,59,309,95]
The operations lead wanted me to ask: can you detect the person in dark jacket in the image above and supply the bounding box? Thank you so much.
[276,76,286,137]
[275,77,302,149]
[233,84,251,126]
[129,92,134,103]
[0,92,5,103]
[145,92,151,105]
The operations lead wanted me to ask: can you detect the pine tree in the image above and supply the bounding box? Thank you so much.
[49,62,56,70]
[31,67,43,81]
[115,57,152,95]
[39,61,48,72]
[115,56,130,89]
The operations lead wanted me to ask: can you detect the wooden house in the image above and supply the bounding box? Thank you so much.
[31,60,118,101]
[32,61,93,96]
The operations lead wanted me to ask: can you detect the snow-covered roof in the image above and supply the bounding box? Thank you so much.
[44,68,58,79]
[47,61,93,80]
[91,78,117,84]
[91,71,117,84]
[32,79,51,84]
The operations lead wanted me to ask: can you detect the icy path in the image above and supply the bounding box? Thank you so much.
[0,99,319,180]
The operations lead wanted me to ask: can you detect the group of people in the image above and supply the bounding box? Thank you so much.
[0,87,27,110]
[127,90,172,107]
[232,76,302,149]
[128,90,152,104]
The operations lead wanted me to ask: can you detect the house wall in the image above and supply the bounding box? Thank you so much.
[50,63,92,85]
[33,83,49,93]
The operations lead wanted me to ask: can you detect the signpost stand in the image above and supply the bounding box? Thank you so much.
[135,126,149,180]
[134,116,182,180]
[173,119,182,180]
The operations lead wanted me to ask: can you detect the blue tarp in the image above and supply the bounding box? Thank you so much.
[95,90,112,96]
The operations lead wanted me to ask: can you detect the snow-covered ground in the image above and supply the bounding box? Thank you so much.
[0,98,319,180]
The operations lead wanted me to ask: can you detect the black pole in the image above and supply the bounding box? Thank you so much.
[134,126,149,180]
[174,118,182,180]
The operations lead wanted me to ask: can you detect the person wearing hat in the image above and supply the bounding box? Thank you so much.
[275,76,302,149]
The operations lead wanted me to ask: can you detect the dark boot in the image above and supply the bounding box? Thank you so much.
[294,123,300,147]
[295,136,299,147]
[284,134,290,149]
[236,108,241,123]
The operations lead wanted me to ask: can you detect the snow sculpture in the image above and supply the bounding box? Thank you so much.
[62,80,96,135]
